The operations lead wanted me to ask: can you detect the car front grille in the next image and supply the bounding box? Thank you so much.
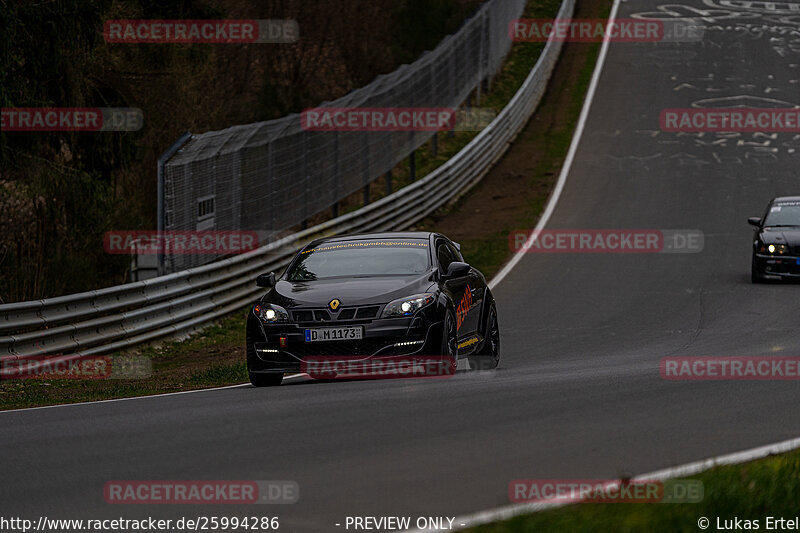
[291,305,381,323]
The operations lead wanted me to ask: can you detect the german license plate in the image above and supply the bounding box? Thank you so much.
[304,326,363,342]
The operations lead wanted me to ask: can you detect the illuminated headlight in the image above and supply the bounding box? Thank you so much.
[382,294,435,318]
[253,303,289,323]
[760,243,788,255]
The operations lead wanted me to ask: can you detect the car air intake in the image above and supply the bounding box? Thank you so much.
[337,308,356,320]
[314,310,332,321]
[292,310,314,322]
[355,306,380,319]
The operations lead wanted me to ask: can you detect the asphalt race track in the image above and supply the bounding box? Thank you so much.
[3,1,800,531]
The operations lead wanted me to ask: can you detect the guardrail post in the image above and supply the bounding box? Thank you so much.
[385,171,392,195]
[432,133,438,157]
[410,150,416,181]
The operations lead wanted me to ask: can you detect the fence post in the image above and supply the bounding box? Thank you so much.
[362,133,371,206]
[302,179,309,230]
[476,9,487,105]
[156,131,191,276]
[333,131,340,216]
[268,140,276,231]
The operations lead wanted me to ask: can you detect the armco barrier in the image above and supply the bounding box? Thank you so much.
[0,0,574,357]
[160,0,526,274]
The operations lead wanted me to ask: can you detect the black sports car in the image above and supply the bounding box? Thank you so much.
[245,232,500,386]
[749,196,800,283]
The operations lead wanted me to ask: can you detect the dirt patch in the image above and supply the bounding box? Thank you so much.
[416,0,610,268]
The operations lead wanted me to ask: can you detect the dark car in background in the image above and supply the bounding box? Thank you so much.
[245,232,500,386]
[749,196,800,283]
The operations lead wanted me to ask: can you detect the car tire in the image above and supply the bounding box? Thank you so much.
[469,303,500,371]
[440,309,458,374]
[751,256,763,284]
[249,372,283,387]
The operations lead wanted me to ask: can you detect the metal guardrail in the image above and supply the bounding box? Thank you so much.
[0,0,574,358]
[159,0,526,275]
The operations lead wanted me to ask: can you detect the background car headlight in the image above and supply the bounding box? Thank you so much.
[253,303,289,323]
[382,294,434,318]
[759,243,788,255]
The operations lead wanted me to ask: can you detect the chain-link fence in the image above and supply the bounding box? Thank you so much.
[160,0,525,274]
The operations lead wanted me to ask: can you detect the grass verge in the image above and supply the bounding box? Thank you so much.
[0,312,249,410]
[467,448,800,532]
[0,0,604,410]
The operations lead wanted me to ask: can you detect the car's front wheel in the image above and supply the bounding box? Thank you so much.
[249,372,283,387]
[440,309,458,374]
[469,303,500,370]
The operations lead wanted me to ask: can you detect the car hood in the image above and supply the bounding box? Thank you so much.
[261,272,437,308]
[759,228,800,247]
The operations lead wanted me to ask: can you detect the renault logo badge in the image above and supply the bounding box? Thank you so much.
[329,299,341,311]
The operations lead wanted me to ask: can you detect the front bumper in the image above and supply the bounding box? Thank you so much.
[246,311,443,374]
[754,253,800,279]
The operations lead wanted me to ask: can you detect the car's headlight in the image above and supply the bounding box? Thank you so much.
[253,303,289,323]
[382,294,435,318]
[759,243,788,255]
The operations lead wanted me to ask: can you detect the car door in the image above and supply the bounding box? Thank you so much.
[436,240,470,338]
[448,241,484,339]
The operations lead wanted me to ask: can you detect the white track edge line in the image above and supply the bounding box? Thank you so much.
[422,435,800,532]
[8,13,800,533]
[2,0,593,414]
[489,0,618,290]
[411,1,800,529]
[0,373,306,414]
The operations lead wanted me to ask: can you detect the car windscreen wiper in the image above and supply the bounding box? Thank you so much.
[765,224,800,228]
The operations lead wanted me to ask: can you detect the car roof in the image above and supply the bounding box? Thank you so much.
[772,196,800,203]
[313,232,437,245]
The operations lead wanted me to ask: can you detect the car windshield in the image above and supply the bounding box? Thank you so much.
[763,203,800,227]
[287,239,431,281]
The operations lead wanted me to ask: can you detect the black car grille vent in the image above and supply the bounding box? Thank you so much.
[291,305,380,322]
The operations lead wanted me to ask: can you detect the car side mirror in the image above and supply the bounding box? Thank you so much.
[443,262,470,280]
[748,217,761,227]
[256,272,276,288]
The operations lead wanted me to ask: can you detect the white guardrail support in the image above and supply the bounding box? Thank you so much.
[0,0,574,358]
